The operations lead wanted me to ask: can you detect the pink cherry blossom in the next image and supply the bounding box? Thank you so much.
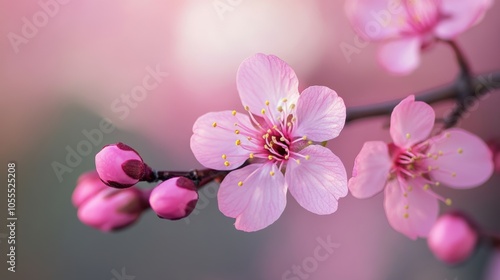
[349,95,493,239]
[190,53,348,232]
[345,0,493,74]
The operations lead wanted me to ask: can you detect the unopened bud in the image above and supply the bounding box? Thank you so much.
[149,177,198,220]
[95,142,146,188]
[427,212,478,264]
[77,187,148,232]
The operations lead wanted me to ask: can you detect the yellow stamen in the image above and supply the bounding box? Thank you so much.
[224,161,230,167]
[235,139,241,146]
[238,181,243,187]
[212,122,217,128]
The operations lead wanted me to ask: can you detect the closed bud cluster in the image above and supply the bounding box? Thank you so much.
[73,171,149,232]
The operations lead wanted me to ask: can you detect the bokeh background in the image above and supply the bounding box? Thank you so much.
[1,0,500,279]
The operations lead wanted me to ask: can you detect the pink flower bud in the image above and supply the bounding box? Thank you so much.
[72,171,108,208]
[95,142,146,188]
[77,187,148,232]
[427,212,478,264]
[149,177,198,220]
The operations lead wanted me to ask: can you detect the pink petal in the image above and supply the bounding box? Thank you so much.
[384,177,438,239]
[293,86,346,142]
[349,141,392,199]
[286,145,347,215]
[237,54,300,116]
[345,0,408,41]
[434,0,493,39]
[390,95,435,148]
[377,36,422,75]
[427,128,494,188]
[218,163,287,232]
[190,111,254,170]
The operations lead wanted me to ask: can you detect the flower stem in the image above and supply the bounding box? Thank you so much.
[142,167,228,189]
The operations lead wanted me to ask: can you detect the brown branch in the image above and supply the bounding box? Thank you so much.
[345,71,500,124]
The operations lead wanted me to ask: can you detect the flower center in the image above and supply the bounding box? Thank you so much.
[389,132,465,219]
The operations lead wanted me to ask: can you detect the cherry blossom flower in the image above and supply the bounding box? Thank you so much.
[349,95,493,239]
[190,53,348,232]
[345,0,493,74]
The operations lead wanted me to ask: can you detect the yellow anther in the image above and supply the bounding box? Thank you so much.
[264,144,269,150]
[270,171,275,176]
[427,153,433,157]
[407,186,413,192]
[282,98,288,103]
[280,137,286,142]
[212,122,217,128]
[232,110,237,116]
[423,184,430,190]
[307,140,313,145]
[403,192,408,197]
[287,122,292,127]
[284,155,289,160]
[438,150,444,156]
[405,133,411,139]
[222,154,227,160]
[445,198,452,206]
[261,109,266,115]
[451,172,457,177]
[238,181,243,187]
[268,155,274,160]
[235,130,240,134]
[403,213,409,219]
[296,159,301,164]
[244,106,250,111]
[277,106,283,112]
[305,155,310,160]
[445,132,451,138]
[428,166,433,171]
[235,139,241,146]
[457,148,463,154]
[249,153,254,159]
[433,155,439,160]
[265,100,270,106]
[435,182,441,186]
[404,205,409,210]
[290,104,296,109]
[302,136,307,140]
[408,164,414,170]
[224,161,230,167]
[247,137,252,140]
[267,129,272,134]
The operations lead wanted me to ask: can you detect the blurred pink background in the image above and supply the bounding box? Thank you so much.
[1,1,499,279]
